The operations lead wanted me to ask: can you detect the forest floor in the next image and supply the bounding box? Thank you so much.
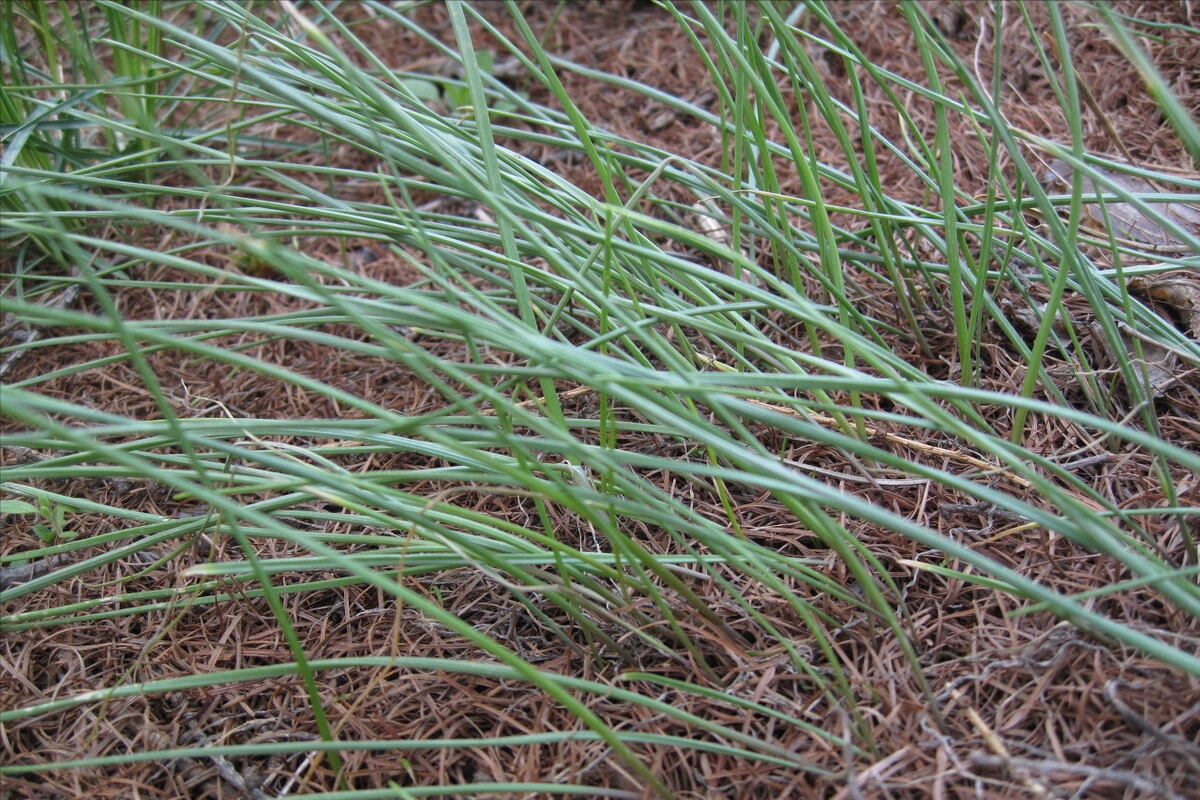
[3,2,1199,798]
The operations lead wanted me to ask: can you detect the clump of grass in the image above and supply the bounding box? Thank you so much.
[2,1,1197,796]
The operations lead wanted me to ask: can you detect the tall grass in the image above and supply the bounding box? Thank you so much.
[3,0,1198,795]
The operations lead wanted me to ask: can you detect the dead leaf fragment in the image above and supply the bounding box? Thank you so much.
[1129,271,1200,339]
[1043,160,1200,250]
[1091,322,1179,398]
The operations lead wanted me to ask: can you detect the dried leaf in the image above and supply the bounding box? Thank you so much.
[1092,322,1179,398]
[1043,160,1200,250]
[1129,271,1200,339]
[1001,298,1059,339]
[1127,336,1178,397]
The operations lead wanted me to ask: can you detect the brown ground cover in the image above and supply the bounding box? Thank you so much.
[2,2,1199,798]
